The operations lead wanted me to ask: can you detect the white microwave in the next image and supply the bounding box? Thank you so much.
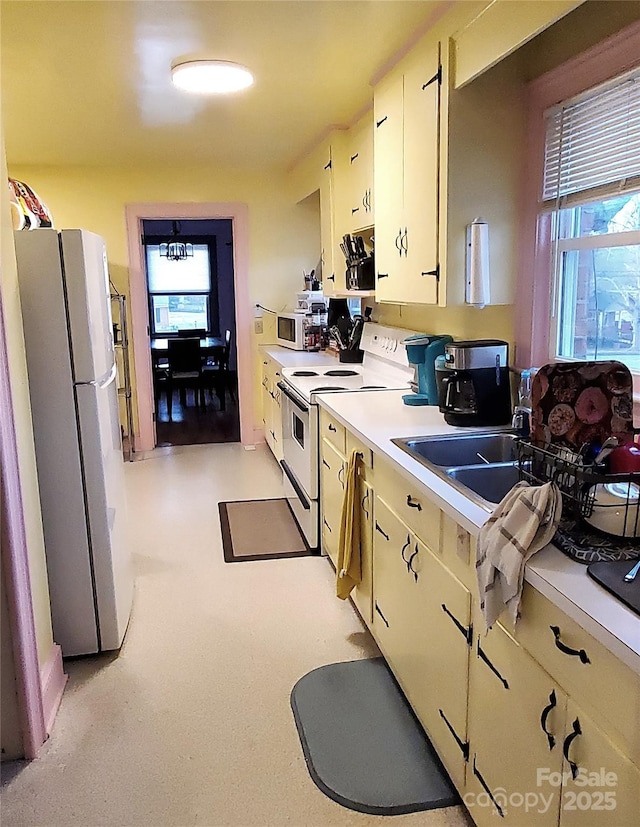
[276,313,306,350]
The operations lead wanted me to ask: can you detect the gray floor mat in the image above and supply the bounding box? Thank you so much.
[290,658,459,815]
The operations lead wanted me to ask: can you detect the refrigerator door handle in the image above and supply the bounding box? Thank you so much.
[75,362,117,390]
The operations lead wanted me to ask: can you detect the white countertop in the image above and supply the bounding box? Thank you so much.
[260,344,339,369]
[316,389,640,673]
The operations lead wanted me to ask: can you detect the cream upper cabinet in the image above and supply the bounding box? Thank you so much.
[373,42,440,304]
[453,0,584,88]
[347,112,374,234]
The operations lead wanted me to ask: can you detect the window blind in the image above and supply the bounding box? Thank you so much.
[542,67,640,208]
[146,244,211,293]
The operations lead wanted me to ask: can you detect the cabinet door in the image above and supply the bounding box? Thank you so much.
[320,147,338,295]
[558,702,640,827]
[351,476,373,625]
[408,542,472,790]
[467,622,565,826]
[320,437,346,565]
[270,368,283,462]
[349,114,374,232]
[401,43,440,305]
[371,496,415,671]
[373,71,404,301]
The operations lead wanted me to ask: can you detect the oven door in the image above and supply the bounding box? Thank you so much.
[279,381,318,499]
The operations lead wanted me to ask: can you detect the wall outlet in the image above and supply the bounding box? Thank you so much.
[254,319,263,334]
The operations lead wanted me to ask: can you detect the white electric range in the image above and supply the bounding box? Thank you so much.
[278,324,420,548]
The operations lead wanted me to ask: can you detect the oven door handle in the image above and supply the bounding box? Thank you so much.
[280,460,311,510]
[277,381,309,413]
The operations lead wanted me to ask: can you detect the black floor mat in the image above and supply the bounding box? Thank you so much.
[290,658,459,815]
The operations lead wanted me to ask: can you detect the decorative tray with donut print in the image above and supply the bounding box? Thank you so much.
[531,361,634,449]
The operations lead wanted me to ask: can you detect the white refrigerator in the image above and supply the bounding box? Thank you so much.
[14,228,134,657]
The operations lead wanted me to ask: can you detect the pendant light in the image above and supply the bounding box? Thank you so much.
[160,221,193,262]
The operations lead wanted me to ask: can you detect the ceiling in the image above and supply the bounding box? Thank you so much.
[1,0,447,171]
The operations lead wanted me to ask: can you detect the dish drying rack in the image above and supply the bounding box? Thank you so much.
[516,440,640,534]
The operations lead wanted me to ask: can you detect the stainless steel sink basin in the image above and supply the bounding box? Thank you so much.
[393,432,519,468]
[446,463,521,506]
[391,431,522,510]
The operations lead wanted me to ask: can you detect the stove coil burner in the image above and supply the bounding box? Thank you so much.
[313,386,347,392]
[324,369,359,377]
[292,370,319,376]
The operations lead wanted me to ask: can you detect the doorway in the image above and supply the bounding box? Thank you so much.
[142,218,239,447]
[125,202,254,453]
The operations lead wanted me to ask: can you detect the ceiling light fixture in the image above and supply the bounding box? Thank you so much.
[160,221,193,262]
[171,59,254,95]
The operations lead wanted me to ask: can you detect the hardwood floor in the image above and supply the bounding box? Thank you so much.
[154,380,240,446]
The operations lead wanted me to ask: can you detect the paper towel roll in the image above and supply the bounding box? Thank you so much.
[466,218,490,308]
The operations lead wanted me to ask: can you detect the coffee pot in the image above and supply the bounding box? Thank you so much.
[436,340,511,426]
[402,334,453,406]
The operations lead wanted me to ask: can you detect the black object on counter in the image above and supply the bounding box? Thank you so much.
[587,559,640,615]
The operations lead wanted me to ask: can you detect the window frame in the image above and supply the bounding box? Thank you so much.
[517,20,640,377]
[144,234,220,338]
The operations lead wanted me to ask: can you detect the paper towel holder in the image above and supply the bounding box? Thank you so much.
[465,217,491,308]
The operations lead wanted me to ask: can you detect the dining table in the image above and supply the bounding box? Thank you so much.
[150,336,225,366]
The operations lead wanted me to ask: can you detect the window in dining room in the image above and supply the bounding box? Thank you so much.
[145,241,215,335]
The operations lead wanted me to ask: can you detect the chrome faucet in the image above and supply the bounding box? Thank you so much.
[512,369,533,438]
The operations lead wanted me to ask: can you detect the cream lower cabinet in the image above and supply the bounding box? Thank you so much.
[467,619,640,827]
[466,621,566,826]
[320,437,346,566]
[372,495,471,790]
[260,356,283,462]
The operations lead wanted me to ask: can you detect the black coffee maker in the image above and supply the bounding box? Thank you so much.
[436,340,511,427]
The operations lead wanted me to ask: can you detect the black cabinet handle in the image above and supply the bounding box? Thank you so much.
[375,521,390,541]
[401,535,411,568]
[323,517,332,532]
[406,495,422,511]
[323,160,332,170]
[375,601,389,627]
[376,115,388,128]
[377,273,389,279]
[439,709,469,760]
[401,228,408,256]
[352,207,360,214]
[395,231,402,254]
[441,603,472,645]
[422,266,440,280]
[563,718,582,780]
[338,464,345,487]
[361,489,370,519]
[326,274,335,282]
[322,458,330,469]
[350,153,359,164]
[477,641,509,690]
[540,690,557,751]
[550,626,590,664]
[328,423,336,432]
[408,544,419,582]
[422,65,442,89]
[473,756,504,818]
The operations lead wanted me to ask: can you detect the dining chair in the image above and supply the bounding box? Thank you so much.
[166,337,205,419]
[202,329,232,411]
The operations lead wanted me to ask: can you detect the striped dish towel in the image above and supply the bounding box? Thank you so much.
[476,481,562,630]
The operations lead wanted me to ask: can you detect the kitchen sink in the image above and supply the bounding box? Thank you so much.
[391,431,522,510]
[446,463,521,505]
[392,432,519,468]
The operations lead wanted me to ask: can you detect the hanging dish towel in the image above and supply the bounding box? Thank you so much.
[336,450,362,600]
[476,481,562,630]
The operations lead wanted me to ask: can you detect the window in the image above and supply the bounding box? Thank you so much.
[543,67,640,370]
[146,242,216,335]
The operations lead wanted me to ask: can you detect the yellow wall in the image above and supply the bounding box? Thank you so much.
[9,164,319,429]
[1,144,55,671]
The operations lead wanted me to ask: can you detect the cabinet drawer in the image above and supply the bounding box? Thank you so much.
[319,411,346,454]
[514,586,640,764]
[376,458,440,551]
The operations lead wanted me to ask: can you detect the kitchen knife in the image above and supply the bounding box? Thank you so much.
[348,316,364,349]
[355,236,366,258]
[329,325,346,349]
